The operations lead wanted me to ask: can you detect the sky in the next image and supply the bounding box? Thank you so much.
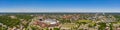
[0,0,120,13]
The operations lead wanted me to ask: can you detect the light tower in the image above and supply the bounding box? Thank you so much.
[102,12,105,16]
[93,13,98,21]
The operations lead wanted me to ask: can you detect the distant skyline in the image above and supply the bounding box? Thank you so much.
[0,0,120,13]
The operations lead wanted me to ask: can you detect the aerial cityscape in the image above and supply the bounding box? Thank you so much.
[0,13,120,30]
[0,0,120,30]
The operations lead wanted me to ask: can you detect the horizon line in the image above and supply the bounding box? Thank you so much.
[1,12,120,13]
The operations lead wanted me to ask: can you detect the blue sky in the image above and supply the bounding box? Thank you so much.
[0,0,120,13]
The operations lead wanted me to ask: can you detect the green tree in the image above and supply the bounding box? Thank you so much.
[110,23,113,30]
[54,28,60,30]
[0,16,20,27]
[98,22,106,30]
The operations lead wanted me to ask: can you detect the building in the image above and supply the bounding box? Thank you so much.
[34,19,59,28]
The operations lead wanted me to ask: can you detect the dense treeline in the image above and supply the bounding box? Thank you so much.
[15,14,34,20]
[114,15,120,21]
[0,14,34,28]
[0,15,20,27]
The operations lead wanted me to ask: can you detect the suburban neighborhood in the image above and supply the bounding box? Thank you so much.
[0,13,120,30]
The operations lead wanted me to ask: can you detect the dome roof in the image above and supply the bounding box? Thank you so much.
[43,19,58,24]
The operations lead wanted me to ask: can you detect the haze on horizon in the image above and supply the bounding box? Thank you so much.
[0,0,120,13]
